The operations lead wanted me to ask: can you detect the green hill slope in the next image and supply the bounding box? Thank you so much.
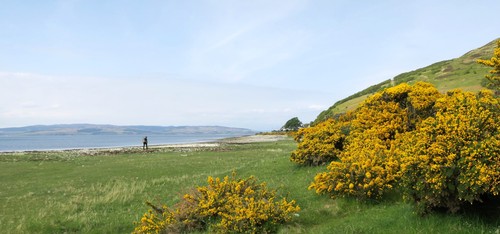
[315,38,499,124]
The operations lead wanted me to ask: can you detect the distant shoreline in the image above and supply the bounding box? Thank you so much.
[0,134,289,155]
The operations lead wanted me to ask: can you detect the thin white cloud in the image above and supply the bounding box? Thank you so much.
[186,0,310,83]
[204,28,250,52]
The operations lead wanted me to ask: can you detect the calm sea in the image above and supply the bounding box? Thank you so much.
[0,133,246,152]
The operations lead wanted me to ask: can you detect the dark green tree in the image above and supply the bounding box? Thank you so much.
[281,117,303,131]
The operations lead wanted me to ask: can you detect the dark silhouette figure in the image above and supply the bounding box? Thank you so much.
[143,136,148,150]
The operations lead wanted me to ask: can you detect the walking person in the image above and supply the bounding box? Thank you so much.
[143,136,148,150]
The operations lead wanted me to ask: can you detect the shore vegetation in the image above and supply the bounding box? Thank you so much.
[0,135,498,233]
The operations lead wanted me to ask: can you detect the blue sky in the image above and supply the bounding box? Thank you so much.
[1,0,499,130]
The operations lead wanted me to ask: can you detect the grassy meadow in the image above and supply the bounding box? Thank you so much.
[1,138,499,233]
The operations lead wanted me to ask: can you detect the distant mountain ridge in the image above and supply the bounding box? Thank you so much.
[0,124,255,136]
[314,38,499,124]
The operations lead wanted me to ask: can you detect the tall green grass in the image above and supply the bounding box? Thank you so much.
[1,139,498,233]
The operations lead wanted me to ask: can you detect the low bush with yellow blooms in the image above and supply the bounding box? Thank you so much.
[308,82,441,200]
[133,172,300,233]
[397,89,500,214]
[290,117,350,166]
[309,133,399,200]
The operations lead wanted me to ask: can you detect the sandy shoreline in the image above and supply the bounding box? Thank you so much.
[0,134,289,155]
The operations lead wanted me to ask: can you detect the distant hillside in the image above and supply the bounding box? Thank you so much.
[0,124,255,136]
[315,38,499,124]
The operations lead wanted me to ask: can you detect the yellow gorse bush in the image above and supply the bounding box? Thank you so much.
[303,80,499,214]
[133,172,300,233]
[309,134,398,199]
[308,82,441,200]
[477,40,500,91]
[290,118,350,166]
[398,89,500,213]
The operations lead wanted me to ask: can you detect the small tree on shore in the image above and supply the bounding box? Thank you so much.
[281,117,303,131]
